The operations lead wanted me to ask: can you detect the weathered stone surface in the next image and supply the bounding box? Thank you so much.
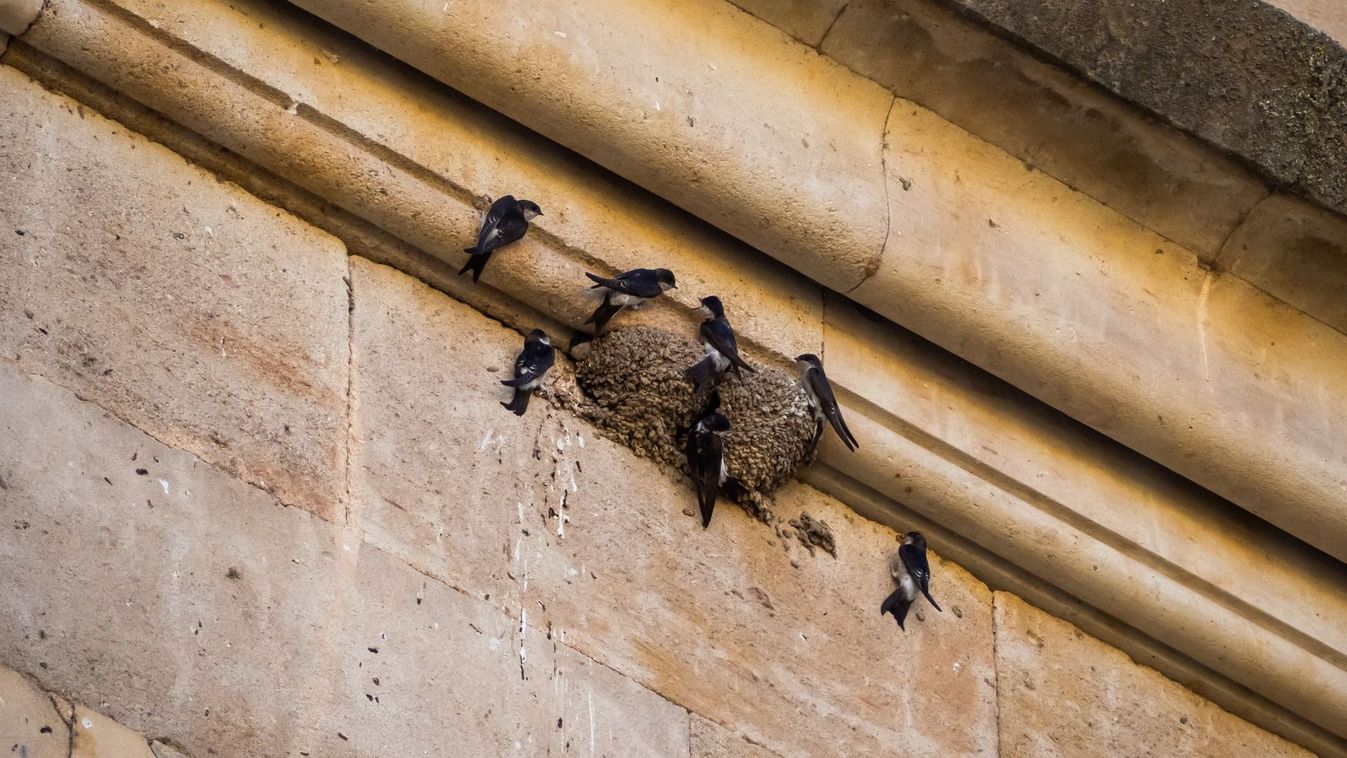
[821,0,1268,257]
[1218,192,1347,334]
[315,546,692,757]
[944,0,1347,216]
[860,97,1347,564]
[726,0,847,45]
[0,666,69,758]
[31,0,823,361]
[350,257,999,756]
[690,714,780,758]
[71,706,156,758]
[286,0,892,292]
[0,65,349,521]
[994,593,1312,757]
[0,360,688,757]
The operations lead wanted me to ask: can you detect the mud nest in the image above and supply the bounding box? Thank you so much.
[572,326,817,521]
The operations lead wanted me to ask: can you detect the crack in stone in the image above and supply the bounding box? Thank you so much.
[848,95,899,294]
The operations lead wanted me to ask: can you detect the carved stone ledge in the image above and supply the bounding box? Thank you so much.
[6,0,1346,752]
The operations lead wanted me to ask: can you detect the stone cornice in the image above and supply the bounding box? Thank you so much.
[5,0,1346,752]
[277,0,1347,567]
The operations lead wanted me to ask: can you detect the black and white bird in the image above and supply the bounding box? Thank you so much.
[881,531,943,630]
[685,396,732,529]
[460,195,543,283]
[583,268,678,333]
[684,295,755,391]
[500,329,555,416]
[795,353,858,452]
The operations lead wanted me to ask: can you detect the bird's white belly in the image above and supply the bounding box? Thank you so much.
[611,292,643,307]
[704,343,730,372]
[520,377,542,390]
[899,572,917,601]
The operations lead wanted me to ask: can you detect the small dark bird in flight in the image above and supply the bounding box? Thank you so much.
[881,531,943,630]
[684,295,755,391]
[500,329,555,416]
[796,353,858,452]
[685,395,732,529]
[583,268,677,333]
[460,195,542,283]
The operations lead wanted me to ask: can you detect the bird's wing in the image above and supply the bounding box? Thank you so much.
[608,269,662,298]
[506,342,554,384]
[809,367,858,450]
[899,543,942,611]
[700,319,754,371]
[475,196,527,253]
[686,425,723,528]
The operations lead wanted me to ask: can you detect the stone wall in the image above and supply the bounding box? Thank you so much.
[0,63,1313,756]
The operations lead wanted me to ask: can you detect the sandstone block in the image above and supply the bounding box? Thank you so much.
[821,0,1267,258]
[690,714,780,758]
[994,592,1311,757]
[0,0,42,34]
[725,0,848,45]
[0,360,689,756]
[0,666,69,758]
[1217,192,1347,334]
[0,66,349,520]
[71,706,156,758]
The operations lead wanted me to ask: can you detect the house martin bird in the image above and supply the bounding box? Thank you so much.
[500,329,555,416]
[583,267,677,333]
[684,295,755,390]
[686,396,732,529]
[460,195,542,283]
[881,531,943,630]
[796,353,858,452]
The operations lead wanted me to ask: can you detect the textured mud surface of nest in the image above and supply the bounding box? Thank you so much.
[570,326,818,523]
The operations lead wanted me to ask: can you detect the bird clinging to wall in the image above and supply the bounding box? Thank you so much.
[583,267,678,334]
[500,329,555,416]
[684,295,755,392]
[460,194,543,283]
[881,531,943,630]
[795,353,858,452]
[686,393,732,528]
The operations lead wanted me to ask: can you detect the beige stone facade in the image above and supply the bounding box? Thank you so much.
[1,0,1344,755]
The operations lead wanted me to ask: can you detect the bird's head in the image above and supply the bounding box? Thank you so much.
[519,199,543,221]
[655,268,677,289]
[527,329,551,346]
[902,531,927,549]
[698,295,725,319]
[794,353,822,369]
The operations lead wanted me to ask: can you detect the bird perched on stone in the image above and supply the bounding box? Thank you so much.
[686,394,732,528]
[583,267,678,333]
[500,329,555,416]
[684,295,755,391]
[795,353,858,452]
[460,194,543,283]
[881,531,943,630]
